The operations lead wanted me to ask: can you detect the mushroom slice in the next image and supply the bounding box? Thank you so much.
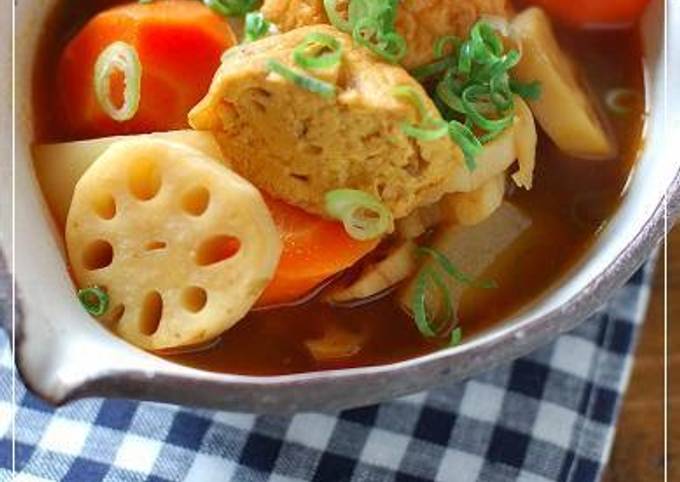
[327,240,418,304]
[66,138,281,350]
[511,7,615,159]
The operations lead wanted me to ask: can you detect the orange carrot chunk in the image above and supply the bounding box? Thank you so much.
[57,0,236,138]
[258,196,380,307]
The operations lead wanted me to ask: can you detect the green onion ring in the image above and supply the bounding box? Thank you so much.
[353,17,407,64]
[392,86,448,141]
[267,59,336,98]
[400,119,449,141]
[489,73,514,111]
[448,120,483,171]
[470,22,503,63]
[449,327,463,346]
[436,79,465,114]
[457,42,473,74]
[78,286,110,317]
[325,189,393,241]
[244,12,272,43]
[392,85,428,119]
[410,57,456,81]
[93,41,142,122]
[323,0,353,32]
[434,35,461,59]
[418,247,496,289]
[203,0,257,16]
[411,267,455,338]
[293,33,343,70]
[461,85,514,132]
[510,80,542,101]
[605,88,639,115]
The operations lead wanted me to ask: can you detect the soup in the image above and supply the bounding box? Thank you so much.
[33,0,646,375]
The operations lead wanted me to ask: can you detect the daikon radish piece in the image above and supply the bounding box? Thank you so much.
[399,202,531,322]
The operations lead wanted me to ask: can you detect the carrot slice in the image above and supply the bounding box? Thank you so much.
[258,196,380,307]
[57,0,236,138]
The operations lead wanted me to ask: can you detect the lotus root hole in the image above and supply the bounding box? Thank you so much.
[92,192,116,219]
[182,286,208,313]
[195,235,241,266]
[129,158,161,201]
[181,186,210,216]
[109,304,126,324]
[145,240,167,251]
[82,239,114,270]
[139,291,163,335]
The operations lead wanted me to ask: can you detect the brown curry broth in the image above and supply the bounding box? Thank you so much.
[35,4,645,375]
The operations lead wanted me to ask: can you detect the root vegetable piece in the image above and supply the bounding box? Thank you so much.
[326,240,418,304]
[441,174,506,226]
[56,0,236,138]
[66,138,281,350]
[511,8,615,159]
[34,130,225,228]
[399,202,531,322]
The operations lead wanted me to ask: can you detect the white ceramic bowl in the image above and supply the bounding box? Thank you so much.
[8,0,680,413]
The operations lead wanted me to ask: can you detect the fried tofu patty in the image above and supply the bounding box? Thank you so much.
[189,26,466,219]
[260,0,509,69]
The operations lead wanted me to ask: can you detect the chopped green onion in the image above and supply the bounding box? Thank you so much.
[203,0,257,16]
[469,22,503,63]
[457,42,473,74]
[461,85,514,133]
[93,41,142,122]
[267,59,336,99]
[325,189,393,241]
[436,78,465,115]
[418,247,496,289]
[244,12,272,43]
[510,80,542,101]
[410,247,495,343]
[323,0,353,33]
[392,85,428,118]
[434,35,461,59]
[353,17,407,64]
[448,121,483,171]
[449,327,463,346]
[489,73,514,111]
[293,33,343,70]
[605,88,639,115]
[411,267,455,338]
[78,286,109,317]
[323,0,405,63]
[392,85,449,141]
[400,119,449,141]
[410,57,456,81]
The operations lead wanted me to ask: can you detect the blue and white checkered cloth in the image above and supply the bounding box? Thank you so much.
[0,262,655,482]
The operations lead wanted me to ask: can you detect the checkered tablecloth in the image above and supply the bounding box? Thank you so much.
[0,262,655,482]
